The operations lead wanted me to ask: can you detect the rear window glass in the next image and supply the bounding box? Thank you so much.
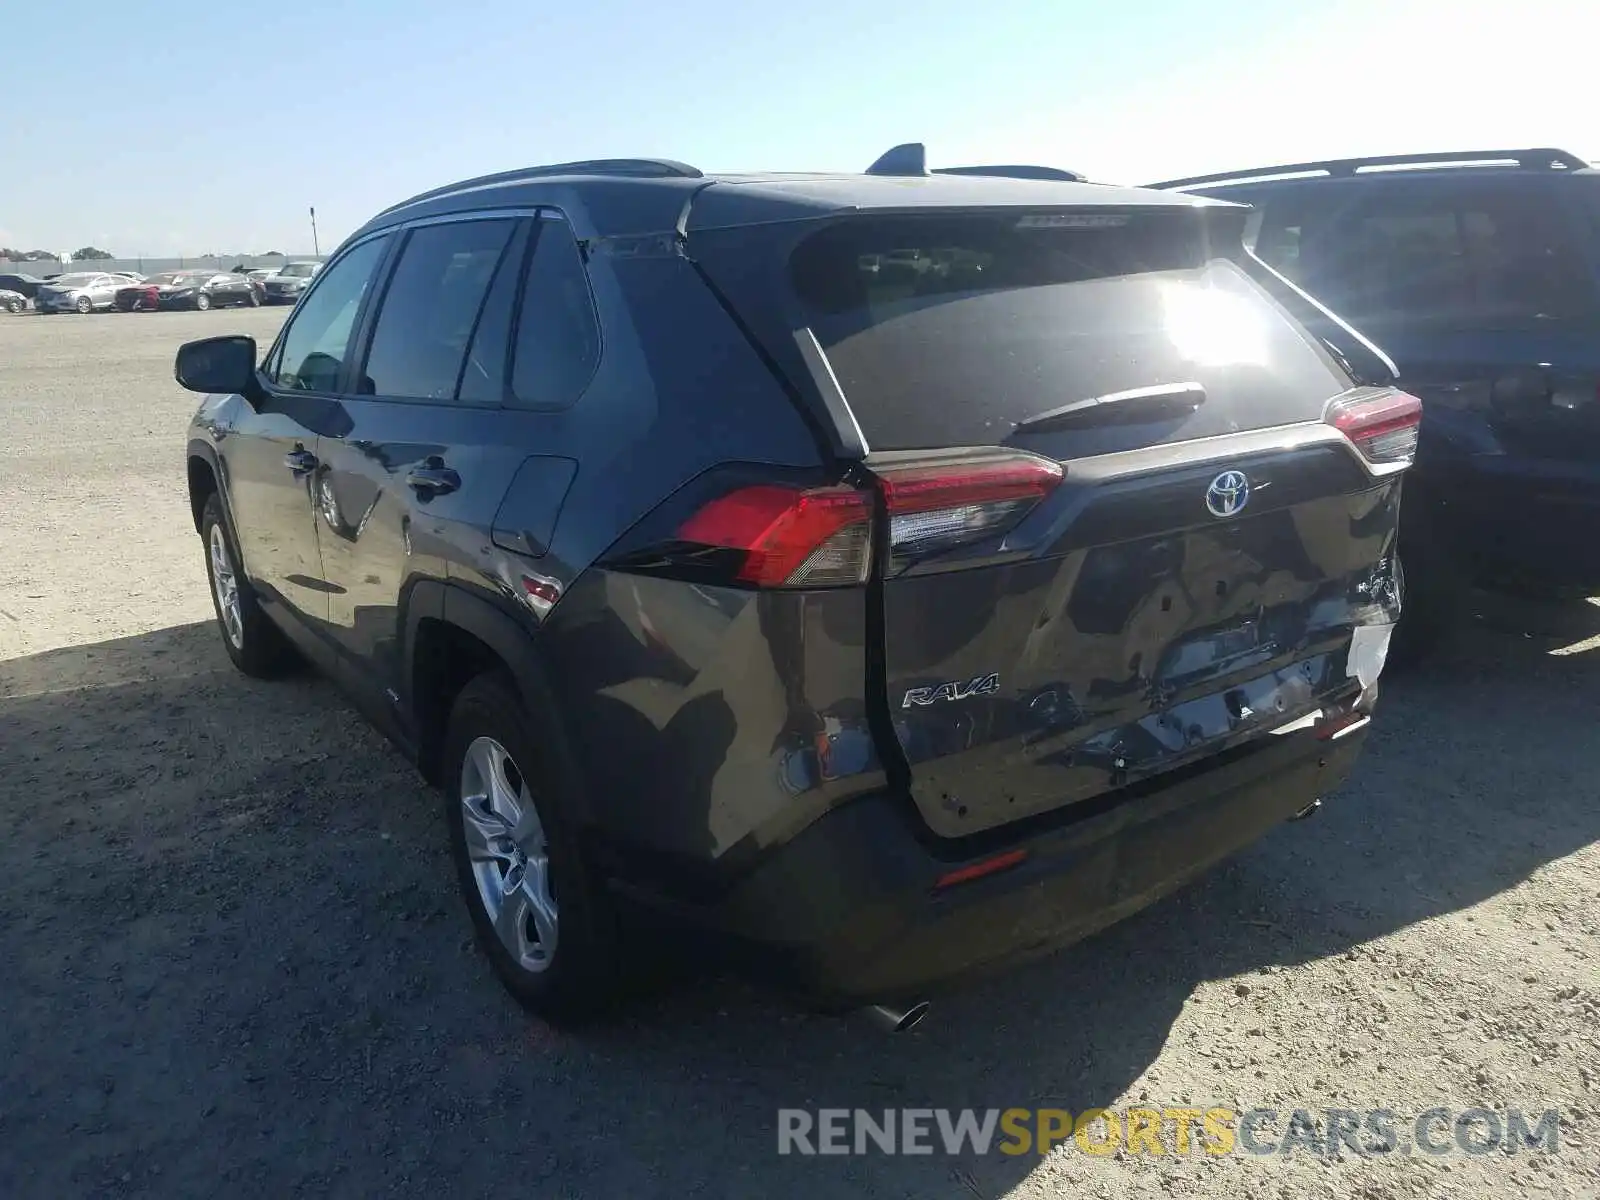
[791,213,1352,451]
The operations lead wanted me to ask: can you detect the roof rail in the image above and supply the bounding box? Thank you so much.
[935,164,1088,183]
[1147,148,1590,191]
[376,158,703,217]
[864,143,1085,182]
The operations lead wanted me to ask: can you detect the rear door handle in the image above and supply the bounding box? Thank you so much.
[284,447,318,475]
[406,464,460,497]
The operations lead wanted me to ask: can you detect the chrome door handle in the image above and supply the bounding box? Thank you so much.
[406,465,460,497]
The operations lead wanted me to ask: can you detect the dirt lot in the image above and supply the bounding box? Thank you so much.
[1,309,1597,1199]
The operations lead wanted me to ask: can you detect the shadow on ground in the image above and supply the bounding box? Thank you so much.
[1,601,1597,1197]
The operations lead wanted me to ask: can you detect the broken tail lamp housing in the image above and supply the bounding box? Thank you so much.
[1325,388,1423,466]
[673,451,1064,587]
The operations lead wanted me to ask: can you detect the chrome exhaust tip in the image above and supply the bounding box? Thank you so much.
[861,1001,931,1033]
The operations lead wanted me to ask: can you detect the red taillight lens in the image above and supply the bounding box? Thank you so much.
[665,451,1061,589]
[676,484,872,587]
[874,450,1063,568]
[1326,389,1422,465]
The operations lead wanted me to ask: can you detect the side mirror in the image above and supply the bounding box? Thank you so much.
[175,335,258,396]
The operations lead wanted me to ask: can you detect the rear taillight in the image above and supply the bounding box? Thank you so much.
[1325,389,1422,465]
[658,451,1061,590]
[675,484,872,587]
[874,450,1063,570]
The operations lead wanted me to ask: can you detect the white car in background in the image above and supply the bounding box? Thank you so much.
[33,272,127,314]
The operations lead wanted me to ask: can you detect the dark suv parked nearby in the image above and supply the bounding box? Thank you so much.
[0,272,47,300]
[178,146,1413,1024]
[1151,149,1600,653]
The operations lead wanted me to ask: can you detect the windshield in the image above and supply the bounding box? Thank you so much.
[52,273,99,287]
[278,263,317,278]
[149,272,202,286]
[783,211,1353,452]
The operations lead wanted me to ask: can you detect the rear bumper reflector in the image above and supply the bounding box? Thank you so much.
[934,848,1029,891]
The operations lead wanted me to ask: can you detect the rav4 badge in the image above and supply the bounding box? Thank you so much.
[902,673,1001,708]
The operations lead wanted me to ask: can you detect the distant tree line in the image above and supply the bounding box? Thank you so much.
[0,246,115,261]
[2,247,290,264]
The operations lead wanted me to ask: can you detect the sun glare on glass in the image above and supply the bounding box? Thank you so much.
[1162,282,1269,367]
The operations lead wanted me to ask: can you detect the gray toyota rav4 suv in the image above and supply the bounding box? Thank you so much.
[178,145,1413,1025]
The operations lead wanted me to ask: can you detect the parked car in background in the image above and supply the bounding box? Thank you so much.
[1,289,27,314]
[261,260,322,304]
[0,272,48,299]
[177,146,1411,1024]
[1150,149,1600,658]
[116,270,263,312]
[34,272,126,313]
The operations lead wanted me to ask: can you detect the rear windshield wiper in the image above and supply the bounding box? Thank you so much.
[1011,382,1207,433]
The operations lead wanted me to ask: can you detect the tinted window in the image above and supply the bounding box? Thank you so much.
[457,222,531,406]
[1299,187,1596,327]
[788,211,1352,451]
[361,219,517,401]
[507,218,601,410]
[1248,193,1335,283]
[1579,178,1600,230]
[269,236,387,393]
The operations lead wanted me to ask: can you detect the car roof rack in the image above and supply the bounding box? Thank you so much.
[376,157,704,217]
[865,142,1086,182]
[935,163,1088,183]
[1147,148,1590,190]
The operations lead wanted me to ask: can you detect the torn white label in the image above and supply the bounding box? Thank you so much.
[1347,623,1394,690]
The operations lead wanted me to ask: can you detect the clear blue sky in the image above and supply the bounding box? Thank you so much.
[2,0,1589,256]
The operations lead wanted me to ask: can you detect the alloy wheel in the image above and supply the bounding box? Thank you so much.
[459,736,558,973]
[208,523,243,649]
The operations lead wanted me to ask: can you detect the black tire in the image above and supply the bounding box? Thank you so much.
[195,292,211,311]
[199,492,299,678]
[74,295,92,314]
[443,672,624,1023]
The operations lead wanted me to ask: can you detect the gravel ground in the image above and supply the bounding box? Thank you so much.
[1,309,1596,1199]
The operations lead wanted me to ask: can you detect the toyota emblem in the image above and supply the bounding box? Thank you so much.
[1205,470,1250,518]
